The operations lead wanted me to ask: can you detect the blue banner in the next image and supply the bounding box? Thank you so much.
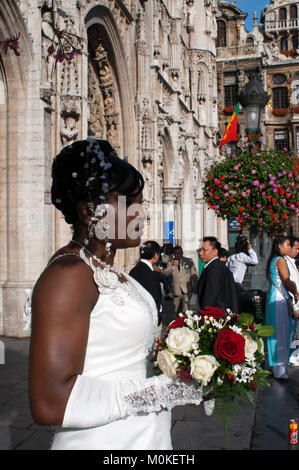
[163,221,174,245]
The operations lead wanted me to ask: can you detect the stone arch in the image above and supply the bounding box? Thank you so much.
[160,127,176,187]
[0,0,33,336]
[85,5,134,164]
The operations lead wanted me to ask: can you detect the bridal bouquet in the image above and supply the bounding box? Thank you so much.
[152,307,274,433]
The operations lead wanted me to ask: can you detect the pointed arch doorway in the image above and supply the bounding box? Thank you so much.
[85,6,135,269]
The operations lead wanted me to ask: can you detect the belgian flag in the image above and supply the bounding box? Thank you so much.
[220,102,240,150]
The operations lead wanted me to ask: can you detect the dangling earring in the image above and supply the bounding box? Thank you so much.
[88,217,98,239]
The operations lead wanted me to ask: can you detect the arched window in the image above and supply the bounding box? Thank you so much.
[216,20,226,47]
[290,5,297,19]
[272,74,287,85]
[292,34,299,49]
[280,36,288,51]
[279,7,287,20]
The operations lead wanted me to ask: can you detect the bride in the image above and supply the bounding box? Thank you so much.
[29,139,202,450]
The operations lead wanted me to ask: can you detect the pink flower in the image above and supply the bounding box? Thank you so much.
[256,204,262,208]
[261,161,266,164]
[241,192,247,197]
[252,180,260,186]
[223,185,228,190]
[252,170,257,174]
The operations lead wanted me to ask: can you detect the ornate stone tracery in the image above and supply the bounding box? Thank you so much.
[87,26,121,150]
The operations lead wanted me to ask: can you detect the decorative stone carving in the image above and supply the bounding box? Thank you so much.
[88,62,105,138]
[88,30,120,149]
[142,158,154,210]
[60,96,80,146]
[41,9,57,86]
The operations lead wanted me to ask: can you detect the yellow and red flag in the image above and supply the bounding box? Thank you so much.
[220,102,240,150]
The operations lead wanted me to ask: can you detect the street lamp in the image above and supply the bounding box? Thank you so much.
[238,68,270,144]
[238,69,271,292]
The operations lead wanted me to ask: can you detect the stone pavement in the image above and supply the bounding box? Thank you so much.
[0,299,298,451]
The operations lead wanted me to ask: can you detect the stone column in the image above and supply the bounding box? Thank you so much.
[195,197,205,248]
[203,204,217,237]
[162,187,180,245]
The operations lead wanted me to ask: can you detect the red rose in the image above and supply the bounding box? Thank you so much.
[166,316,186,334]
[213,328,245,364]
[199,306,227,320]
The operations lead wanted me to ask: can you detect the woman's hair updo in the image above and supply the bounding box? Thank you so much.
[51,139,144,225]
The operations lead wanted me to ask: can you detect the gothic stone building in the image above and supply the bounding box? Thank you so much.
[0,0,227,336]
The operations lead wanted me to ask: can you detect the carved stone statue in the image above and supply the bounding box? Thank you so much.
[41,10,57,85]
[142,159,154,208]
[60,116,78,145]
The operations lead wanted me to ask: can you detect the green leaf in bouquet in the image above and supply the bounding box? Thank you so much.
[255,325,275,337]
[255,368,272,378]
[237,313,254,326]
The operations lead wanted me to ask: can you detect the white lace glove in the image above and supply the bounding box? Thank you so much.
[62,374,202,429]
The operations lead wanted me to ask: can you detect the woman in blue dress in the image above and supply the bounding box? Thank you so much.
[266,236,299,379]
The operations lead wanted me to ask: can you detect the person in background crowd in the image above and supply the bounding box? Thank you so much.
[129,241,172,339]
[170,246,198,314]
[197,237,238,313]
[266,236,299,380]
[284,237,299,354]
[160,240,174,300]
[226,235,258,293]
[218,247,228,263]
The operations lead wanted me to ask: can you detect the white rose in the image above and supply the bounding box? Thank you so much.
[166,327,199,355]
[156,349,178,377]
[190,355,220,386]
[242,332,258,360]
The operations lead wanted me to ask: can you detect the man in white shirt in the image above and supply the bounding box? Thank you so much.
[285,237,299,352]
[226,238,258,292]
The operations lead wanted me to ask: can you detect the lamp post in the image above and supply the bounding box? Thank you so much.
[238,68,270,146]
[238,69,271,292]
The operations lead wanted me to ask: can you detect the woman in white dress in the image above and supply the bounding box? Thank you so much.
[29,139,202,450]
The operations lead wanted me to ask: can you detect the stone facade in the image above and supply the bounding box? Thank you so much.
[216,0,299,154]
[0,0,227,336]
[216,0,299,241]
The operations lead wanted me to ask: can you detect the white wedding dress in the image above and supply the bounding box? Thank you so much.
[50,251,172,450]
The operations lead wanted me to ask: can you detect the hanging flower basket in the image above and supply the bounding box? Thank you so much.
[272,108,289,117]
[203,142,299,236]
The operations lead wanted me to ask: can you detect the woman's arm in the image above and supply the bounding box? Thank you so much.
[29,258,98,426]
[276,257,299,301]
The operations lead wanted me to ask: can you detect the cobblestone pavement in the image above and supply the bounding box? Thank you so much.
[0,298,298,451]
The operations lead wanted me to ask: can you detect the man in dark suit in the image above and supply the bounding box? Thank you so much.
[197,237,238,313]
[129,241,168,338]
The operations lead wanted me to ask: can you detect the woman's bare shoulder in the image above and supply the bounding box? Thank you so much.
[32,252,98,315]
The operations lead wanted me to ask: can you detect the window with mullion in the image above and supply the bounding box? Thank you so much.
[273,87,289,109]
[224,84,238,107]
[274,128,289,150]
